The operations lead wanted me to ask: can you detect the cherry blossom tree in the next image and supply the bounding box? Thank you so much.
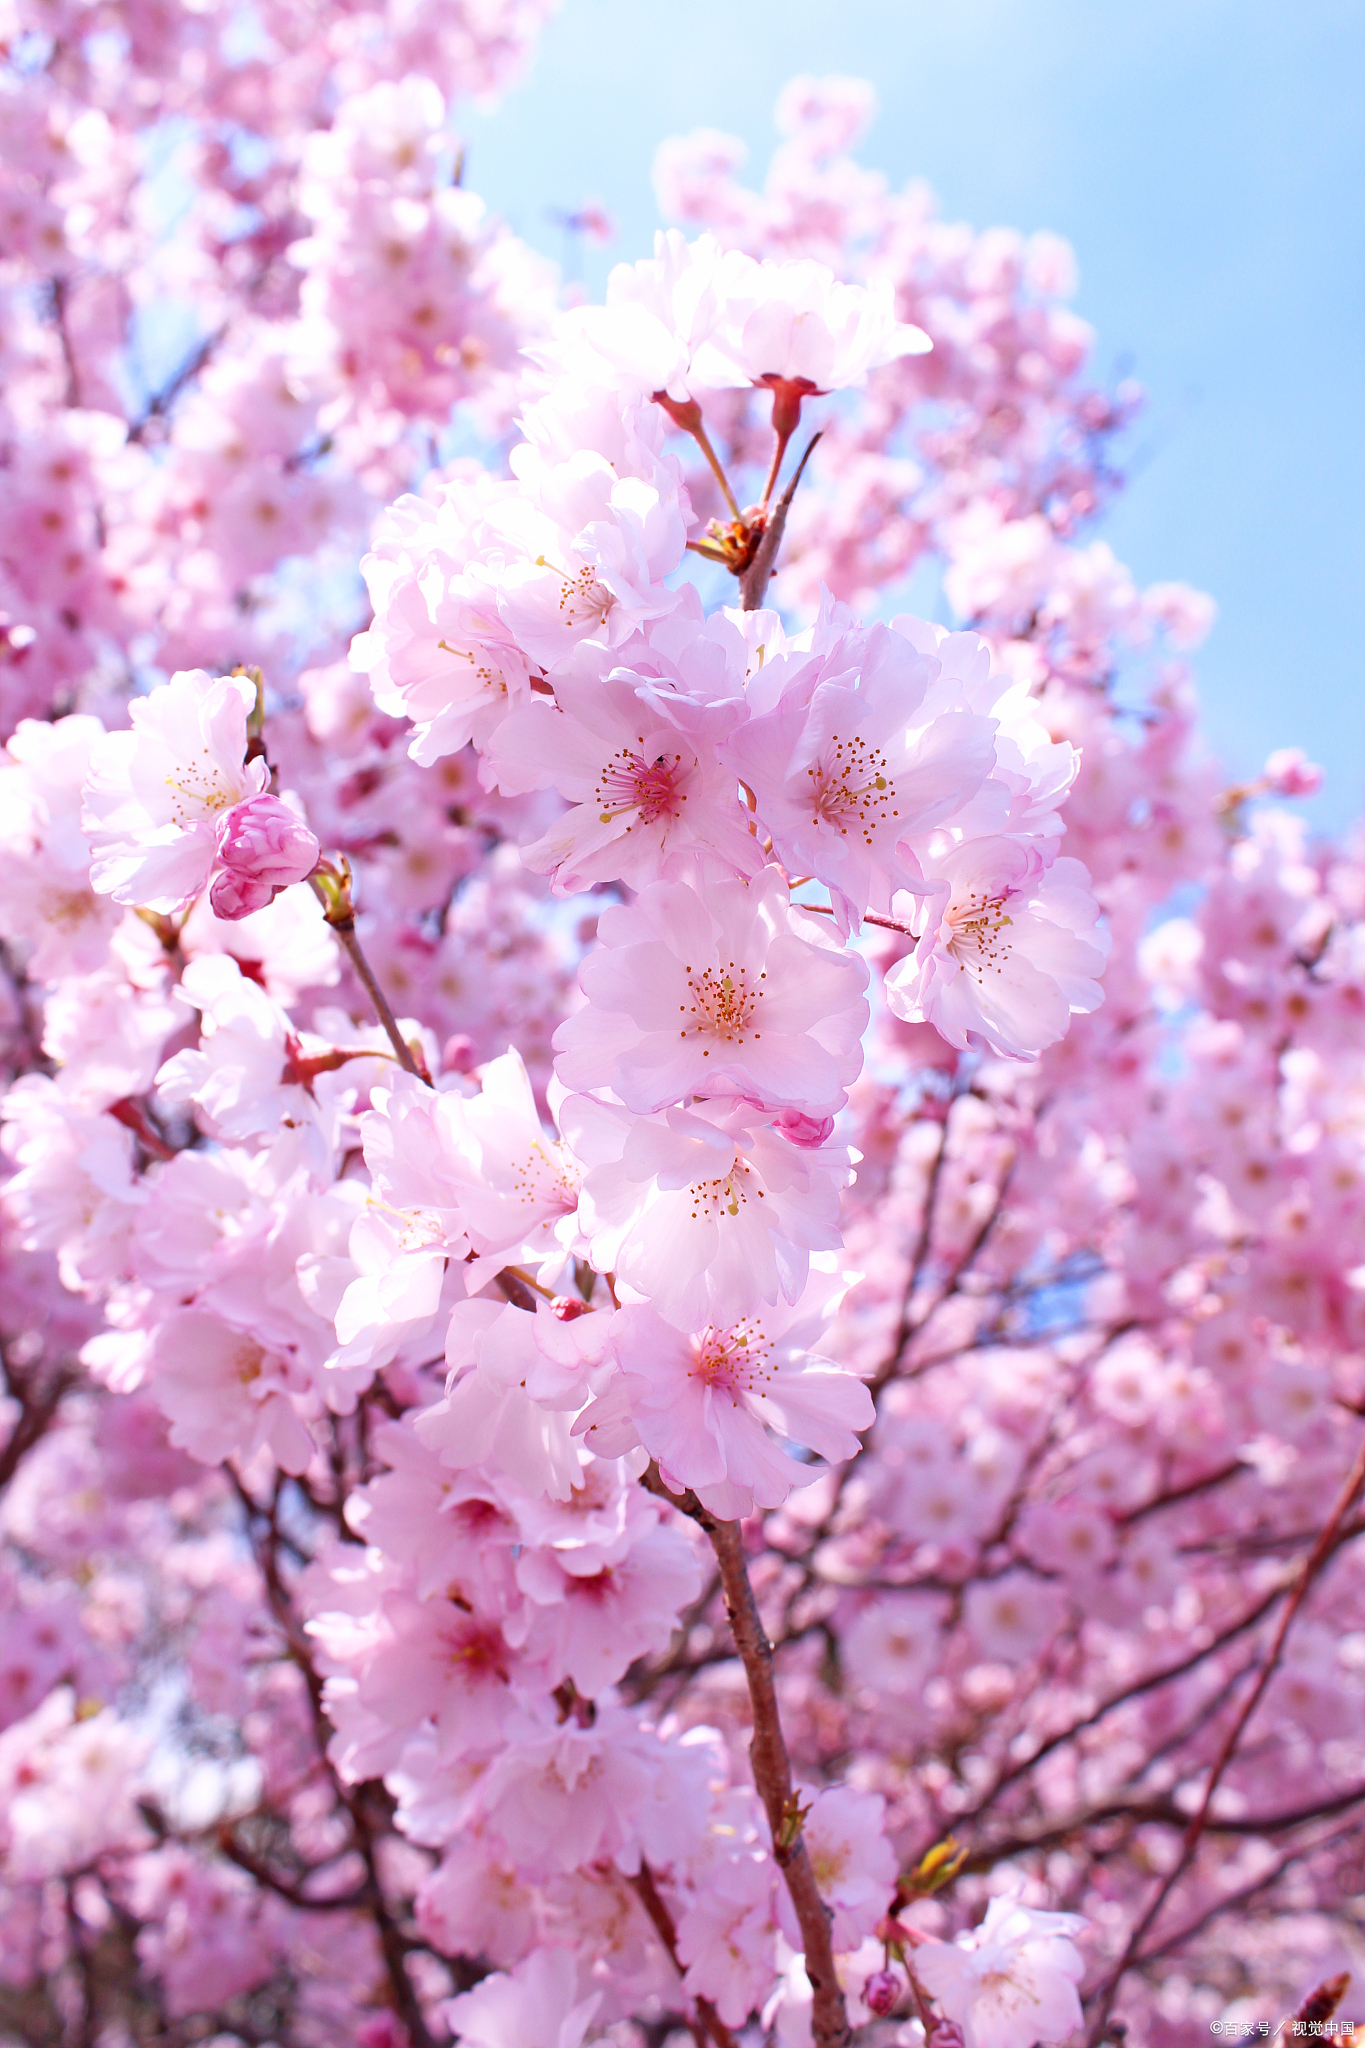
[1,14,1362,2048]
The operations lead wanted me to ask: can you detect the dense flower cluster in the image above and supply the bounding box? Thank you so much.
[1,19,1361,2048]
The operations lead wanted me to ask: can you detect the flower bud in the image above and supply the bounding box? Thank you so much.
[771,1107,836,1149]
[1263,747,1323,798]
[210,793,320,921]
[864,1966,902,2017]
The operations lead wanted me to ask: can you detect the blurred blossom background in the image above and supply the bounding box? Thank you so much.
[462,0,1365,829]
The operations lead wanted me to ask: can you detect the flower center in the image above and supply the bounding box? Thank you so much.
[40,885,98,929]
[807,734,899,843]
[595,745,686,828]
[687,1160,763,1221]
[164,752,238,827]
[446,1619,507,1682]
[438,639,507,699]
[690,1317,774,1403]
[536,556,615,628]
[945,888,1014,979]
[509,1139,580,1215]
[232,1338,266,1386]
[679,960,762,1049]
[377,1201,449,1252]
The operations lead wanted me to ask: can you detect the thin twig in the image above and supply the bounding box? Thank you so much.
[627,1862,739,2048]
[738,432,822,611]
[230,1472,440,2048]
[49,277,81,407]
[0,1350,75,1492]
[706,1513,851,2048]
[1086,1428,1365,2041]
[309,875,421,1079]
[127,324,227,442]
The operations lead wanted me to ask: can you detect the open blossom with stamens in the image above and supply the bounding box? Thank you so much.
[554,868,869,1115]
[81,670,269,912]
[577,1266,872,1517]
[561,1092,850,1330]
[914,1896,1086,2048]
[885,839,1109,1058]
[349,479,534,766]
[339,1051,580,1345]
[483,664,757,892]
[492,462,687,670]
[723,611,998,929]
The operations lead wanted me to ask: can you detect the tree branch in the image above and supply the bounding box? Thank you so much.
[1086,1427,1365,2042]
[640,1467,851,2045]
[627,1861,739,2048]
[738,433,822,611]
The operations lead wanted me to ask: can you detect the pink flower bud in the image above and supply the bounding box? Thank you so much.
[550,1294,591,1321]
[441,1033,477,1074]
[208,867,277,919]
[355,2018,409,2048]
[1263,747,1323,798]
[864,1966,902,2017]
[771,1107,836,1149]
[210,793,320,922]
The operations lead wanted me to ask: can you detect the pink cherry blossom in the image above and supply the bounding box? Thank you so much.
[483,662,758,893]
[444,1948,602,2048]
[582,1272,871,1517]
[884,840,1109,1057]
[82,670,268,912]
[563,1092,850,1330]
[724,612,998,929]
[554,868,869,1116]
[3,31,1359,2048]
[914,1896,1086,2048]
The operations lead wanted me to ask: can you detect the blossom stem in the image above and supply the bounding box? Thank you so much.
[738,432,822,611]
[759,423,793,512]
[795,897,917,939]
[689,419,745,524]
[309,869,423,1080]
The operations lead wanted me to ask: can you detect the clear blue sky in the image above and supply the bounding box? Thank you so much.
[462,0,1365,830]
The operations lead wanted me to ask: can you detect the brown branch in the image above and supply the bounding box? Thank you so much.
[127,324,227,442]
[1118,1459,1244,1526]
[707,1517,851,2048]
[217,1832,368,1913]
[959,1778,1365,1868]
[49,276,82,408]
[230,1472,439,2048]
[738,433,822,611]
[1087,1427,1365,2043]
[1123,1814,1365,1976]
[871,1102,953,1393]
[959,1572,1298,1826]
[0,1351,76,1492]
[639,1468,850,2045]
[627,1862,739,2048]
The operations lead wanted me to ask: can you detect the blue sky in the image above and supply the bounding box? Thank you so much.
[460,0,1365,831]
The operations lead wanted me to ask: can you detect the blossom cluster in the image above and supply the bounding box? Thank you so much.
[1,28,1360,2048]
